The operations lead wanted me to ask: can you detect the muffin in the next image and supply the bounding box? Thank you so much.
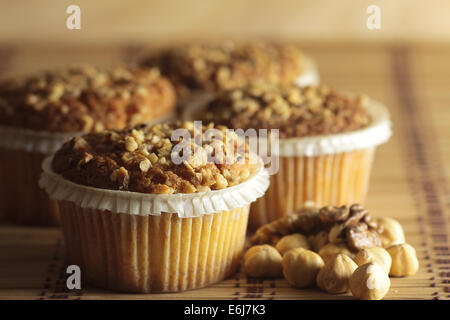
[140,40,319,117]
[197,83,392,229]
[0,65,176,225]
[39,121,269,292]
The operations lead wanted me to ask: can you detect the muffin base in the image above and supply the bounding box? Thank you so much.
[249,147,375,230]
[0,149,60,226]
[58,201,250,293]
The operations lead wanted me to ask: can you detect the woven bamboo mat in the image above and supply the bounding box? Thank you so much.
[0,44,449,300]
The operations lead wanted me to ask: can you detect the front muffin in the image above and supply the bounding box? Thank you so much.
[197,83,391,229]
[0,65,176,225]
[141,40,319,116]
[40,121,269,292]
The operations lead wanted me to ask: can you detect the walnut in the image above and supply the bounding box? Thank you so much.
[251,204,382,254]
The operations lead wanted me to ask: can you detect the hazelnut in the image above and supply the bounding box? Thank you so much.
[377,217,405,247]
[386,243,419,277]
[316,254,358,294]
[243,245,283,278]
[349,263,390,300]
[318,243,355,263]
[308,231,329,252]
[282,248,324,288]
[275,233,310,256]
[354,247,392,274]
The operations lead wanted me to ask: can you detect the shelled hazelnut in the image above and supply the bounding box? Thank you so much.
[349,263,391,300]
[318,243,355,263]
[282,248,324,288]
[377,217,405,247]
[243,245,283,278]
[316,254,358,294]
[354,247,392,274]
[275,233,310,256]
[387,243,419,277]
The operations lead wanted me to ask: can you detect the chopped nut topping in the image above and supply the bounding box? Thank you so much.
[141,41,306,96]
[0,65,176,133]
[52,121,255,194]
[202,83,372,138]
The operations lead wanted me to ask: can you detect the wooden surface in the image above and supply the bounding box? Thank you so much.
[2,1,450,44]
[0,44,449,300]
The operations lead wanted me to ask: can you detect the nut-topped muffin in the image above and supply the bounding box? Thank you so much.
[0,65,176,226]
[0,65,175,132]
[52,121,255,194]
[140,40,319,116]
[40,121,269,293]
[193,83,391,229]
[202,83,371,138]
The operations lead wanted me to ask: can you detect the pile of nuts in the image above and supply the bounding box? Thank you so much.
[243,204,419,300]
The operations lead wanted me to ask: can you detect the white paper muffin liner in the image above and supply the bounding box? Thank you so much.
[183,96,391,159]
[39,157,270,218]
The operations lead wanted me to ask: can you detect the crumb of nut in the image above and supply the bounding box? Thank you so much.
[282,248,324,288]
[131,129,145,144]
[214,173,228,189]
[377,217,405,247]
[125,136,139,152]
[148,152,158,164]
[349,263,390,300]
[319,243,355,263]
[316,254,358,294]
[139,158,151,172]
[243,245,283,278]
[354,247,392,274]
[386,243,419,277]
[275,233,310,256]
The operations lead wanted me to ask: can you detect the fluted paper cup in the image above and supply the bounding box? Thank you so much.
[40,157,269,293]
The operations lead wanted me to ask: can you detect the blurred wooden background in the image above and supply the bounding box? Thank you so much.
[0,0,449,45]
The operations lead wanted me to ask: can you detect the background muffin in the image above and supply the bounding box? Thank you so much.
[140,40,319,116]
[0,65,176,226]
[41,121,269,292]
[197,83,391,229]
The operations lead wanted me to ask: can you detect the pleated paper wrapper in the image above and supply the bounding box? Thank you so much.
[39,158,269,292]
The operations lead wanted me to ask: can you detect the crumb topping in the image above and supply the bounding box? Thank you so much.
[141,41,306,95]
[202,83,371,138]
[0,65,176,133]
[52,121,256,194]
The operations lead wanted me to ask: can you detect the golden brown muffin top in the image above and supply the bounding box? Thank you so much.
[141,41,305,95]
[201,83,371,139]
[52,121,256,194]
[0,65,176,133]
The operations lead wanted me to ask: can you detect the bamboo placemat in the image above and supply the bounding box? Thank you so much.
[0,44,449,300]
